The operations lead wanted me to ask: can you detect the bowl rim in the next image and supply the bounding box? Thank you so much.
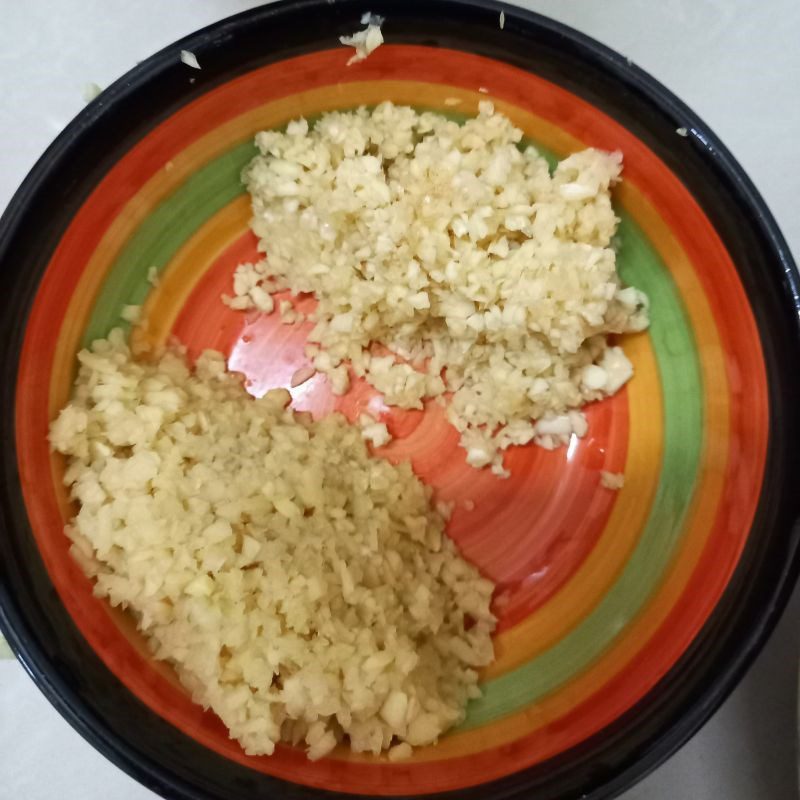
[1,1,799,799]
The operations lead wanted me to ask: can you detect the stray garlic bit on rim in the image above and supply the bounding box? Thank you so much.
[340,13,385,65]
[180,49,201,69]
[81,82,102,104]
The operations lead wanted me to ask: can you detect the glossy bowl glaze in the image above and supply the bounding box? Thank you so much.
[1,2,799,799]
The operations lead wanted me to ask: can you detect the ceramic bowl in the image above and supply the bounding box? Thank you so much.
[1,1,799,798]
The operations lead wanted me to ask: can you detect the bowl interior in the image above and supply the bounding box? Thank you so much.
[3,4,798,800]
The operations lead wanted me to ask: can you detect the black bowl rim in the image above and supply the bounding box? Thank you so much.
[1,1,799,799]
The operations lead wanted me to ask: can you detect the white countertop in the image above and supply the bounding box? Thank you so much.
[1,2,799,798]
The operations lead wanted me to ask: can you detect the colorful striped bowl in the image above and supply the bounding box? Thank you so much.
[1,2,799,798]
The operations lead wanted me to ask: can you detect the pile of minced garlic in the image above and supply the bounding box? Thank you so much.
[49,329,495,760]
[225,101,648,476]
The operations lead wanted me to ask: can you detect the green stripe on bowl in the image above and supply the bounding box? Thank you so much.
[82,141,257,346]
